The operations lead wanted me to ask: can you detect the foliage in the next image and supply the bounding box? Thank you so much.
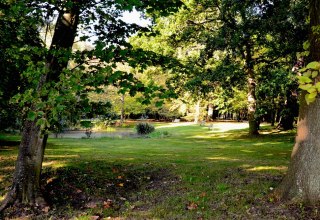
[131,0,308,131]
[0,0,185,135]
[0,1,41,130]
[297,61,320,104]
[135,122,155,135]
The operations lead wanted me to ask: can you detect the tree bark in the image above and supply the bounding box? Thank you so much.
[207,103,214,121]
[0,3,79,212]
[120,94,125,125]
[277,0,320,203]
[277,94,320,203]
[194,99,201,123]
[245,43,259,135]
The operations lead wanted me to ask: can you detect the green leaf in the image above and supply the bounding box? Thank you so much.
[27,111,37,121]
[307,87,316,94]
[312,71,319,78]
[305,92,317,105]
[303,41,310,50]
[155,100,164,107]
[315,82,320,92]
[298,76,313,84]
[304,70,311,77]
[37,111,45,117]
[299,84,313,91]
[299,67,307,72]
[306,61,320,70]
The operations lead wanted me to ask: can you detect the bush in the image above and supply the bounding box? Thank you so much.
[135,122,155,135]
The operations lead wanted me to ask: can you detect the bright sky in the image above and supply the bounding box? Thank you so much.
[121,10,151,27]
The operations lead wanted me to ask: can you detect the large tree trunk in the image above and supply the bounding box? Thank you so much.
[0,3,79,212]
[277,94,320,203]
[0,121,48,209]
[277,0,320,203]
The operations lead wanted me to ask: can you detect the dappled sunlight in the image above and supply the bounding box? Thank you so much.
[246,166,287,172]
[45,154,80,158]
[206,156,240,161]
[43,161,68,168]
[206,122,249,133]
[188,122,249,139]
[1,166,14,172]
[240,150,256,153]
[156,122,195,128]
[120,158,135,161]
[265,154,274,156]
[0,156,16,161]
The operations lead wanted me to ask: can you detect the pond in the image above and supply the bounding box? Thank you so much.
[50,128,136,139]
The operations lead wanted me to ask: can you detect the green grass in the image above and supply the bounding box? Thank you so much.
[0,122,303,219]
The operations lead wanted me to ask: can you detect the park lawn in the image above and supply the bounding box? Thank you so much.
[1,122,316,219]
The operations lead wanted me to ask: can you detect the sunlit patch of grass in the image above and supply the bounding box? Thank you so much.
[1,166,15,171]
[45,154,80,158]
[246,166,287,172]
[206,156,241,161]
[155,122,195,128]
[42,161,68,169]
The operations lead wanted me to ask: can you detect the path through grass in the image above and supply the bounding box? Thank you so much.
[1,122,317,219]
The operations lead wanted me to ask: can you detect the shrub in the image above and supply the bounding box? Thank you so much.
[135,122,155,135]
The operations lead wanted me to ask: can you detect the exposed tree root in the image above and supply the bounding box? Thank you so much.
[0,186,48,216]
[0,186,17,214]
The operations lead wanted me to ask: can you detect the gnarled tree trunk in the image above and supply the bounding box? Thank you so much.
[277,0,320,203]
[0,3,79,212]
[277,94,320,203]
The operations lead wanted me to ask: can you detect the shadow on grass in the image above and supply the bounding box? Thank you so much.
[4,161,181,219]
[0,140,20,150]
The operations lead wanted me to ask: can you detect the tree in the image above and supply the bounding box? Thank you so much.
[202,0,307,134]
[276,0,320,204]
[131,0,308,134]
[0,0,183,212]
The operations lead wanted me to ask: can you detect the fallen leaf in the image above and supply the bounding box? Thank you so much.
[103,200,113,209]
[118,183,124,187]
[186,202,198,210]
[200,192,206,197]
[117,175,122,179]
[90,216,100,220]
[46,177,55,184]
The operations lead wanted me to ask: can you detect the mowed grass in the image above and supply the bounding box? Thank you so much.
[0,122,301,219]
